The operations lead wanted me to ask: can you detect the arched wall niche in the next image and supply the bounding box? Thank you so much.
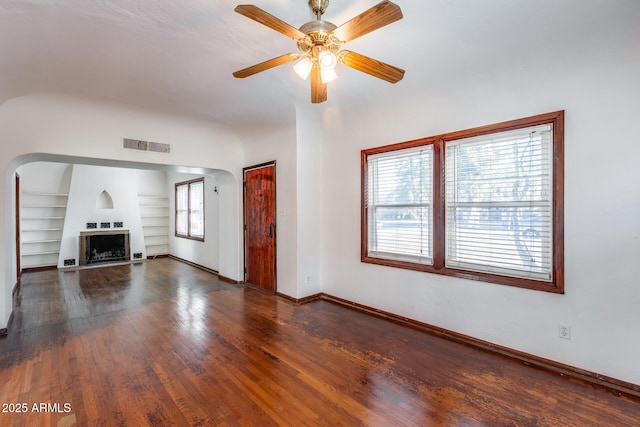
[96,190,114,209]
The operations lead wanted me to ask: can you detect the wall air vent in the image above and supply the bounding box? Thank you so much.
[123,138,147,151]
[123,138,170,154]
[148,141,171,153]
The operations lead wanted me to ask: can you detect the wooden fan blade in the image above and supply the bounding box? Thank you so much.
[311,65,327,103]
[332,1,403,43]
[338,50,405,83]
[235,5,307,40]
[233,53,300,78]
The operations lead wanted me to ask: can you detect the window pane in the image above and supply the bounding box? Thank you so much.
[372,205,431,261]
[190,210,204,237]
[176,184,188,235]
[176,211,188,235]
[445,125,553,280]
[189,181,204,238]
[176,185,188,210]
[367,146,433,263]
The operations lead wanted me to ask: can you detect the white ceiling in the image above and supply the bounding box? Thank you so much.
[1,0,638,129]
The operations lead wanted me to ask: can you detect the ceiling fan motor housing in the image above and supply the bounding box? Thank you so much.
[298,20,341,55]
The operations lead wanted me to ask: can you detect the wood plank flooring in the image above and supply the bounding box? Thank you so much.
[1,258,639,426]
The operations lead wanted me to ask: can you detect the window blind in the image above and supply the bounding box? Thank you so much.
[445,124,553,280]
[367,145,433,264]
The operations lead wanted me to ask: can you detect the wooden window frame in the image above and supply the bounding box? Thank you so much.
[361,111,564,293]
[175,178,205,241]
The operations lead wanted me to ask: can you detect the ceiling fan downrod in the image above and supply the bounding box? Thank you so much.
[309,0,329,20]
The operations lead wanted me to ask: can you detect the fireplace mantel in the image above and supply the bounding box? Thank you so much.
[80,229,129,238]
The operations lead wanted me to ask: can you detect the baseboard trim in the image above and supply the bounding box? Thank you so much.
[21,265,57,274]
[3,288,19,338]
[147,254,169,260]
[168,255,219,276]
[1,311,11,338]
[316,293,640,399]
[277,292,323,304]
[218,275,244,285]
[166,255,243,284]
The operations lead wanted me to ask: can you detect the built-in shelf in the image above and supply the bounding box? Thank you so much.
[23,251,60,256]
[22,204,68,208]
[20,192,69,270]
[138,194,170,257]
[21,263,58,270]
[22,192,69,196]
[22,216,66,220]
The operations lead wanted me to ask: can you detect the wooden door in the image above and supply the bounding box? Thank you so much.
[244,162,276,293]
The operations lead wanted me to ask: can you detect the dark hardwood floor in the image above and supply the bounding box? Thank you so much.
[1,259,639,426]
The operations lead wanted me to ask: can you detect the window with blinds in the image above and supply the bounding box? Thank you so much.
[445,125,553,280]
[361,111,564,293]
[366,146,433,264]
[175,178,205,240]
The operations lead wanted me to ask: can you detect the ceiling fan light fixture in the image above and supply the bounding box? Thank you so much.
[318,50,337,69]
[319,50,338,83]
[293,57,314,80]
[320,66,338,84]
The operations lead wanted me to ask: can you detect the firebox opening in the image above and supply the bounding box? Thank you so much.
[80,230,130,266]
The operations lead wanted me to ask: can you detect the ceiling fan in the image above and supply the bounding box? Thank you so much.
[232,0,405,103]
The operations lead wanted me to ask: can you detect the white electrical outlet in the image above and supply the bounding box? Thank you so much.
[558,324,571,340]
[305,275,310,283]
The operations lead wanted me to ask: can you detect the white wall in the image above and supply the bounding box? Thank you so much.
[20,162,72,194]
[59,165,147,266]
[295,105,324,297]
[167,172,220,272]
[237,124,299,297]
[135,169,169,198]
[319,28,640,385]
[1,93,244,330]
[215,171,242,282]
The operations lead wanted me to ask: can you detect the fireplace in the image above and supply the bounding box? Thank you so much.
[80,230,130,266]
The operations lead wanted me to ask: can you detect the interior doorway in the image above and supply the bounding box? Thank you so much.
[243,162,276,293]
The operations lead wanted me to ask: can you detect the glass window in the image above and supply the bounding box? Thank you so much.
[366,146,433,264]
[361,111,564,293]
[445,125,553,280]
[175,178,205,240]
